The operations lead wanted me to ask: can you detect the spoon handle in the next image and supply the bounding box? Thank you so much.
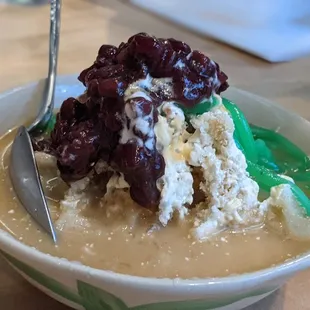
[28,0,61,135]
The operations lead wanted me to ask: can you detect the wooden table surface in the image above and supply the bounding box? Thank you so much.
[1,0,310,309]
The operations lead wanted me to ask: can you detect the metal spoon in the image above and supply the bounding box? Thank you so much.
[9,0,61,243]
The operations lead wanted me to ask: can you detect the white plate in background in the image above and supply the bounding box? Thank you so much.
[130,0,310,62]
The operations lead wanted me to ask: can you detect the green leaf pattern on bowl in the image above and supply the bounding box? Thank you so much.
[78,280,128,310]
[1,251,81,305]
[1,251,275,310]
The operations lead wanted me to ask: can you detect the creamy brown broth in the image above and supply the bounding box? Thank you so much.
[1,130,310,278]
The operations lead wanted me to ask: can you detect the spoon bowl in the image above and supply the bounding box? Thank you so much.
[9,126,57,242]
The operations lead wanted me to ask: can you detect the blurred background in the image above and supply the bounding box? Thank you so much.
[0,0,310,113]
[130,0,310,63]
[3,0,310,62]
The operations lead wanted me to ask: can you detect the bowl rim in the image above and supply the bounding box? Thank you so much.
[1,74,310,290]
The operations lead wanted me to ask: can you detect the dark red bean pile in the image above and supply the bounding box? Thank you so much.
[36,33,229,209]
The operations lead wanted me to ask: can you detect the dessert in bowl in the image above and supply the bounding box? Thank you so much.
[1,33,310,310]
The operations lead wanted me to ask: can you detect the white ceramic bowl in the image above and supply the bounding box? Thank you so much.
[1,75,310,310]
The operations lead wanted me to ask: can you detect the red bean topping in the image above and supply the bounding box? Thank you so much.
[39,33,229,209]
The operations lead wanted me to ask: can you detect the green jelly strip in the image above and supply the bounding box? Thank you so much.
[178,96,220,117]
[286,171,310,182]
[255,139,273,161]
[222,99,310,216]
[222,98,258,163]
[237,137,309,215]
[251,125,310,170]
[45,114,57,134]
[178,96,309,216]
[258,157,280,173]
[247,161,310,216]
[36,113,57,135]
[255,139,280,172]
[222,100,278,172]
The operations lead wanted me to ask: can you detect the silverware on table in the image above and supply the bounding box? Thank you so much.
[9,0,61,243]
